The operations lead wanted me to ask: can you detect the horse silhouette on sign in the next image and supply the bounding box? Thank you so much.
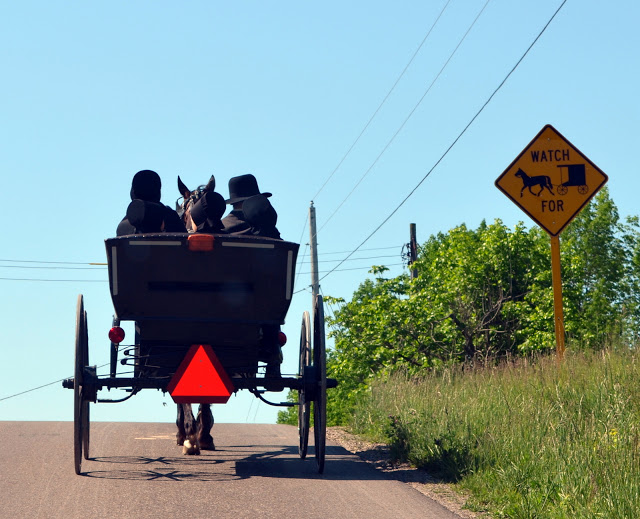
[514,168,554,197]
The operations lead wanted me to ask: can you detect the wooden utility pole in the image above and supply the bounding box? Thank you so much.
[409,223,418,280]
[309,202,320,305]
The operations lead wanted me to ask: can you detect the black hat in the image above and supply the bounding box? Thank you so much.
[225,174,271,204]
[130,170,162,202]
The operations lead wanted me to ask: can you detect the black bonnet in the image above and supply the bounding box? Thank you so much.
[130,170,162,202]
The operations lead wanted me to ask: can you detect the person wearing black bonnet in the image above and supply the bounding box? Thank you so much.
[117,170,186,235]
[221,174,281,239]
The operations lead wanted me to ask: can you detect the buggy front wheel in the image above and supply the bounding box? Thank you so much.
[298,311,311,459]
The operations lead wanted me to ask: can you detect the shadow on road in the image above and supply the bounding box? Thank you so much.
[81,445,389,482]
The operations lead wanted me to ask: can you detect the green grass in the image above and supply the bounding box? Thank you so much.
[349,349,640,518]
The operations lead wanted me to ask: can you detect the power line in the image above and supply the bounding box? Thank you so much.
[300,254,398,264]
[298,263,404,276]
[310,0,453,202]
[0,362,111,403]
[317,0,491,237]
[0,278,107,282]
[0,259,98,265]
[314,245,402,256]
[318,0,568,283]
[0,265,106,270]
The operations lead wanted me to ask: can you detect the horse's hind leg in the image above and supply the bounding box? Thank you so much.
[177,403,200,455]
[197,404,215,451]
[176,403,187,445]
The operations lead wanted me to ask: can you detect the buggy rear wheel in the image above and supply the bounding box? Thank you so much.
[298,311,311,459]
[313,295,327,474]
[74,295,90,474]
[578,185,588,194]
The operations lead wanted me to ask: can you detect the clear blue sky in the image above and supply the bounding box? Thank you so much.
[1,0,638,424]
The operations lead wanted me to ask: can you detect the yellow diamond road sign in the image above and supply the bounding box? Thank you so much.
[495,124,608,236]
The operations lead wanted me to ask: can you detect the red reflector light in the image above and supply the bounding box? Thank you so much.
[108,326,125,344]
[278,331,287,346]
[188,234,214,251]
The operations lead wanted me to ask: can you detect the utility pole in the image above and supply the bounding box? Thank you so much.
[309,202,320,305]
[409,223,418,280]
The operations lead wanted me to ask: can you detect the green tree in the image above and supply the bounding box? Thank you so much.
[277,190,640,427]
[561,187,638,347]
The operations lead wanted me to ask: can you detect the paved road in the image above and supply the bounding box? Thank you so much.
[1,422,461,519]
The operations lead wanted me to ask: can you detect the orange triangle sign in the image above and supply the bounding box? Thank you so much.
[167,344,235,404]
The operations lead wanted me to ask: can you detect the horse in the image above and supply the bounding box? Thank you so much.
[177,175,226,233]
[514,168,554,197]
[173,175,223,454]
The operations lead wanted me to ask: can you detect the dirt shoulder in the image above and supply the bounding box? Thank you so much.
[327,427,490,519]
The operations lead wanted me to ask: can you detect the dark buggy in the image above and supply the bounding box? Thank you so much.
[64,232,335,474]
[556,164,588,195]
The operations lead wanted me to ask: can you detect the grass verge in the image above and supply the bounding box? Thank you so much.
[349,349,640,518]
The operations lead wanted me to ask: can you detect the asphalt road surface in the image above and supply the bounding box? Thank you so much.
[1,422,462,519]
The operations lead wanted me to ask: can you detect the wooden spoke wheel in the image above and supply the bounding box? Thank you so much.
[74,295,90,475]
[298,311,311,459]
[578,185,588,194]
[557,185,568,195]
[313,295,327,474]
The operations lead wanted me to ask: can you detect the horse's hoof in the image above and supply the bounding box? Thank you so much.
[199,440,216,451]
[182,439,201,455]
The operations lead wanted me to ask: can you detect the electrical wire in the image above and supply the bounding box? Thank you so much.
[0,278,107,282]
[0,259,98,265]
[316,0,492,237]
[300,254,398,264]
[315,245,402,255]
[0,362,110,403]
[318,0,568,283]
[0,265,105,270]
[311,0,453,202]
[298,263,404,276]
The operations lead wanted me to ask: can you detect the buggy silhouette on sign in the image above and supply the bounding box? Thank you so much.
[556,164,588,195]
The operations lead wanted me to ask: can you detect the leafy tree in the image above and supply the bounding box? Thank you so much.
[560,188,638,347]
[278,189,640,426]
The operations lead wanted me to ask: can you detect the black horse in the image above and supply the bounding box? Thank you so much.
[515,168,554,197]
[173,175,222,455]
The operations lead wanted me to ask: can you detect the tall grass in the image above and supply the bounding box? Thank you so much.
[350,349,640,518]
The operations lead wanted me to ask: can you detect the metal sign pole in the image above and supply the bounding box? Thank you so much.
[550,234,565,361]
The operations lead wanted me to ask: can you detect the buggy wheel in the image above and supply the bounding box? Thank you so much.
[74,295,90,474]
[557,185,568,195]
[82,310,90,460]
[298,311,311,459]
[313,295,327,474]
[578,185,588,194]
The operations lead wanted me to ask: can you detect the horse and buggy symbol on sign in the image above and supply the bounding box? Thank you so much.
[495,124,608,237]
[514,164,588,198]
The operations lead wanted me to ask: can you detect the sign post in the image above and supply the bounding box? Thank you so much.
[549,235,565,358]
[495,124,608,359]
